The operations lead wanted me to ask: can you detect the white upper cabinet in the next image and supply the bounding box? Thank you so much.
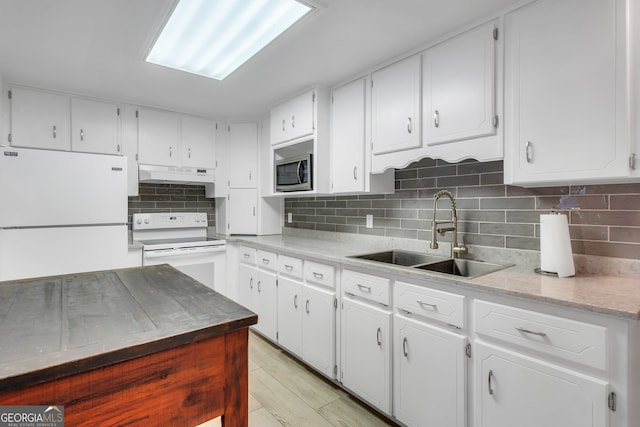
[227,122,258,188]
[137,107,180,166]
[180,115,216,169]
[331,78,367,193]
[423,21,496,146]
[9,87,70,151]
[504,0,630,187]
[71,98,120,155]
[371,54,422,157]
[270,89,315,145]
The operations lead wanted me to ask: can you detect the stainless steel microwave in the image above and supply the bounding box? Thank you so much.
[275,154,312,192]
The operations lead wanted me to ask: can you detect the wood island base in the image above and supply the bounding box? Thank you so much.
[0,328,250,427]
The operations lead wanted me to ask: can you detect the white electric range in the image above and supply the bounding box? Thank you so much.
[132,212,226,294]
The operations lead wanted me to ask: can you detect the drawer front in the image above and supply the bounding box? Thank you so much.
[278,255,303,279]
[304,261,335,288]
[395,281,465,329]
[474,300,607,370]
[239,246,256,265]
[256,250,278,271]
[342,269,390,306]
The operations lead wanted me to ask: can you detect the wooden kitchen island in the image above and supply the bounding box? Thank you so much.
[0,264,257,426]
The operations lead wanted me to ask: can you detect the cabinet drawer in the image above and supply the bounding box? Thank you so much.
[239,246,256,265]
[256,250,278,271]
[342,269,390,306]
[278,255,303,279]
[474,300,607,370]
[395,281,465,329]
[304,261,335,288]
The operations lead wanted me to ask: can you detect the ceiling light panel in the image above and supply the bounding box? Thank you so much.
[146,0,312,80]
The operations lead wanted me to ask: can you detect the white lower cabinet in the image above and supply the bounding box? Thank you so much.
[302,284,335,377]
[394,314,467,427]
[237,261,277,342]
[341,296,392,415]
[276,275,303,356]
[475,342,609,427]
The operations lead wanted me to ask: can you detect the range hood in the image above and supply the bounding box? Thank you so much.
[138,164,215,185]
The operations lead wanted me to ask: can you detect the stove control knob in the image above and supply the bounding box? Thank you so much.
[136,218,142,225]
[144,218,150,224]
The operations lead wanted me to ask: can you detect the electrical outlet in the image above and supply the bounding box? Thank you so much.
[288,212,293,223]
[366,214,373,228]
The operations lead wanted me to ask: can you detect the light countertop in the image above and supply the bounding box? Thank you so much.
[226,233,640,321]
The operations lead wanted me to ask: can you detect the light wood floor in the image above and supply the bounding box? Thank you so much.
[200,331,396,427]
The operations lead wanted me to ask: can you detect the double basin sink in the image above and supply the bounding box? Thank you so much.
[349,249,510,279]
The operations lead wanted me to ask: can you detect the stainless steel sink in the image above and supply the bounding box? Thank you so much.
[349,250,448,267]
[413,258,509,278]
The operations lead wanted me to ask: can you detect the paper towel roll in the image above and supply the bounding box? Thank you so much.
[540,214,575,277]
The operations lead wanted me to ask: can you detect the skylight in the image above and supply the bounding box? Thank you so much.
[146,0,312,80]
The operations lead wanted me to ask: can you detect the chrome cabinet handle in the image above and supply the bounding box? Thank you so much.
[417,300,437,310]
[516,327,547,337]
[402,337,408,357]
[357,284,372,293]
[249,277,253,289]
[376,327,382,346]
[285,264,293,271]
[169,146,173,157]
[257,281,261,293]
[282,119,285,132]
[117,144,121,152]
[407,117,412,134]
[253,206,256,216]
[243,253,250,259]
[262,258,270,264]
[313,272,323,279]
[188,148,191,159]
[249,170,252,181]
[53,125,57,139]
[353,166,357,180]
[525,141,533,163]
[305,299,310,314]
[630,154,636,170]
[294,294,298,309]
[80,129,84,142]
[291,115,295,128]
[488,370,495,395]
[434,110,440,128]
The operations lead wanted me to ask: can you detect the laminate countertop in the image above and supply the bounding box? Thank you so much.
[227,234,640,321]
[0,264,257,393]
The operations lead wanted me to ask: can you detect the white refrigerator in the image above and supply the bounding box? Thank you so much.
[0,147,128,281]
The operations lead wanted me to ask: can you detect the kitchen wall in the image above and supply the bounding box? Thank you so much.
[285,158,640,260]
[127,183,216,227]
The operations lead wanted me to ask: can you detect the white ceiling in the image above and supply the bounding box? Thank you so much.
[0,0,517,120]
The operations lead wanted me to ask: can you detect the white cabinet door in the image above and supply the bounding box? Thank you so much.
[71,98,120,155]
[227,123,257,188]
[121,104,139,196]
[270,90,314,145]
[10,87,69,150]
[302,284,336,378]
[505,0,628,186]
[181,115,216,169]
[277,276,303,357]
[371,54,422,155]
[254,269,278,342]
[331,78,366,193]
[138,107,180,166]
[227,188,257,235]
[424,21,496,145]
[475,342,609,427]
[237,263,256,312]
[394,315,467,427]
[341,296,391,414]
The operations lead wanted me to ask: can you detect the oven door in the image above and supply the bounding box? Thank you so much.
[142,245,226,294]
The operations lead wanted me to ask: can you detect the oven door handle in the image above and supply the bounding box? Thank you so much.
[144,245,226,258]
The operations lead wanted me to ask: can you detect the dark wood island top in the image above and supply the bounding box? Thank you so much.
[0,264,257,426]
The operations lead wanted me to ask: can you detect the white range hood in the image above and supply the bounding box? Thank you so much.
[138,164,215,186]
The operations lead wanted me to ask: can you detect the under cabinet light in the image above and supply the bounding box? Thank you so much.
[146,0,312,80]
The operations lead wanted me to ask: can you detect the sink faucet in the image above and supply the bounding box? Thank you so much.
[430,190,467,258]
